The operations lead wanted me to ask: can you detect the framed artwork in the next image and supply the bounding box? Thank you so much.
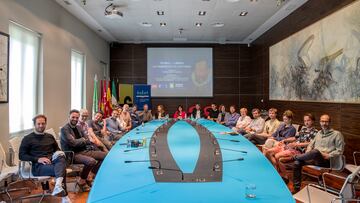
[0,31,9,103]
[269,1,360,103]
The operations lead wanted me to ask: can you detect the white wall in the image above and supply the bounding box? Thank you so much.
[0,0,109,148]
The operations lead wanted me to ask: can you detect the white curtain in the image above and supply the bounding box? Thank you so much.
[71,50,85,110]
[9,23,40,133]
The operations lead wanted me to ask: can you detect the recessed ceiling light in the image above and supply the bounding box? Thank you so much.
[195,23,202,27]
[140,22,152,27]
[160,22,166,26]
[157,11,164,15]
[239,11,248,16]
[212,23,224,27]
[198,11,206,16]
[226,0,240,2]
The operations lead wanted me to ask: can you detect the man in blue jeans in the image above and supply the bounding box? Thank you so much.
[292,114,345,193]
[19,114,71,203]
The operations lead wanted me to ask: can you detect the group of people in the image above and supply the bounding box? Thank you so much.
[18,102,345,202]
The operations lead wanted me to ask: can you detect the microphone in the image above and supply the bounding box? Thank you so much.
[123,147,146,152]
[216,138,240,143]
[124,159,161,168]
[148,166,184,180]
[213,158,244,172]
[220,148,247,153]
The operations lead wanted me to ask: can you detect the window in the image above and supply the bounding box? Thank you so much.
[71,50,85,110]
[9,22,41,133]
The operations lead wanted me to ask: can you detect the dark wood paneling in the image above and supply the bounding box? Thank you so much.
[110,43,255,114]
[214,60,239,77]
[251,0,360,163]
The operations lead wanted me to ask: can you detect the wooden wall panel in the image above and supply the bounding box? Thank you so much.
[251,0,359,163]
[110,44,258,115]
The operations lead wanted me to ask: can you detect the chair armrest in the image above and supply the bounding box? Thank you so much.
[353,151,360,166]
[62,151,75,166]
[331,197,360,203]
[322,172,346,193]
[18,160,33,180]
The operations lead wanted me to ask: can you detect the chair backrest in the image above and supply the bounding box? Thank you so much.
[203,106,211,117]
[0,143,7,172]
[45,128,58,140]
[292,124,301,134]
[339,165,360,199]
[9,136,22,166]
[330,155,346,171]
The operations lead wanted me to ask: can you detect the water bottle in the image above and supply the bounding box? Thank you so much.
[142,137,147,147]
[127,138,131,148]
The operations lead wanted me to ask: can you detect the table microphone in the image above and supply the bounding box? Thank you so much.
[213,158,244,171]
[220,148,247,153]
[148,166,184,180]
[123,147,146,152]
[124,159,161,168]
[215,138,240,143]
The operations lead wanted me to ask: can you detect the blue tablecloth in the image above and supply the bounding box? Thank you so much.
[87,119,294,203]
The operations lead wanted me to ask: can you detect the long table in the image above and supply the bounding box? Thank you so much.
[87,119,294,203]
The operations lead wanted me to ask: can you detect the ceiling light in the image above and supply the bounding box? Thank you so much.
[160,22,166,26]
[198,11,206,16]
[104,3,123,19]
[195,23,202,27]
[157,11,164,15]
[239,11,248,16]
[226,0,240,2]
[212,23,224,27]
[140,22,152,27]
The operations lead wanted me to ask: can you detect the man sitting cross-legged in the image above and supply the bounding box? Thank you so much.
[19,114,71,203]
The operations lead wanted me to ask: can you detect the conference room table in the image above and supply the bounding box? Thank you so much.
[87,119,294,203]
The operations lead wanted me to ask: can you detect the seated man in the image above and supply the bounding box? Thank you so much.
[245,108,280,144]
[130,105,141,129]
[191,103,204,119]
[139,104,152,123]
[77,109,108,153]
[243,108,265,137]
[262,110,296,155]
[292,114,345,193]
[225,105,240,129]
[61,110,108,191]
[207,103,219,121]
[275,113,318,180]
[106,108,125,142]
[87,111,113,150]
[19,114,71,203]
[232,107,251,133]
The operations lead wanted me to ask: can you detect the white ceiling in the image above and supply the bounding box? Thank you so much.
[55,0,308,44]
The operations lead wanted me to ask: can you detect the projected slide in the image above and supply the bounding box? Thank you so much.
[147,48,213,97]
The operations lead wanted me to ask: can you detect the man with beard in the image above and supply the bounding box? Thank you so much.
[60,109,107,191]
[19,114,71,203]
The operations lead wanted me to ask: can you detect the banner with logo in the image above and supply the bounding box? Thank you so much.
[118,84,133,105]
[133,84,151,111]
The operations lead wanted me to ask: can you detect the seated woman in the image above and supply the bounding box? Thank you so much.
[191,103,204,119]
[154,104,168,119]
[118,104,132,132]
[274,113,317,178]
[173,105,186,119]
[262,110,297,169]
[217,104,227,125]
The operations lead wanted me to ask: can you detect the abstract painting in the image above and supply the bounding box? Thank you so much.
[0,31,9,103]
[269,1,360,103]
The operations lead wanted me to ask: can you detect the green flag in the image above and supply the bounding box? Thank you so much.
[92,74,99,116]
[111,80,118,107]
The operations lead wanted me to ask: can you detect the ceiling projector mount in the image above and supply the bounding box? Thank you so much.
[104,3,123,18]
